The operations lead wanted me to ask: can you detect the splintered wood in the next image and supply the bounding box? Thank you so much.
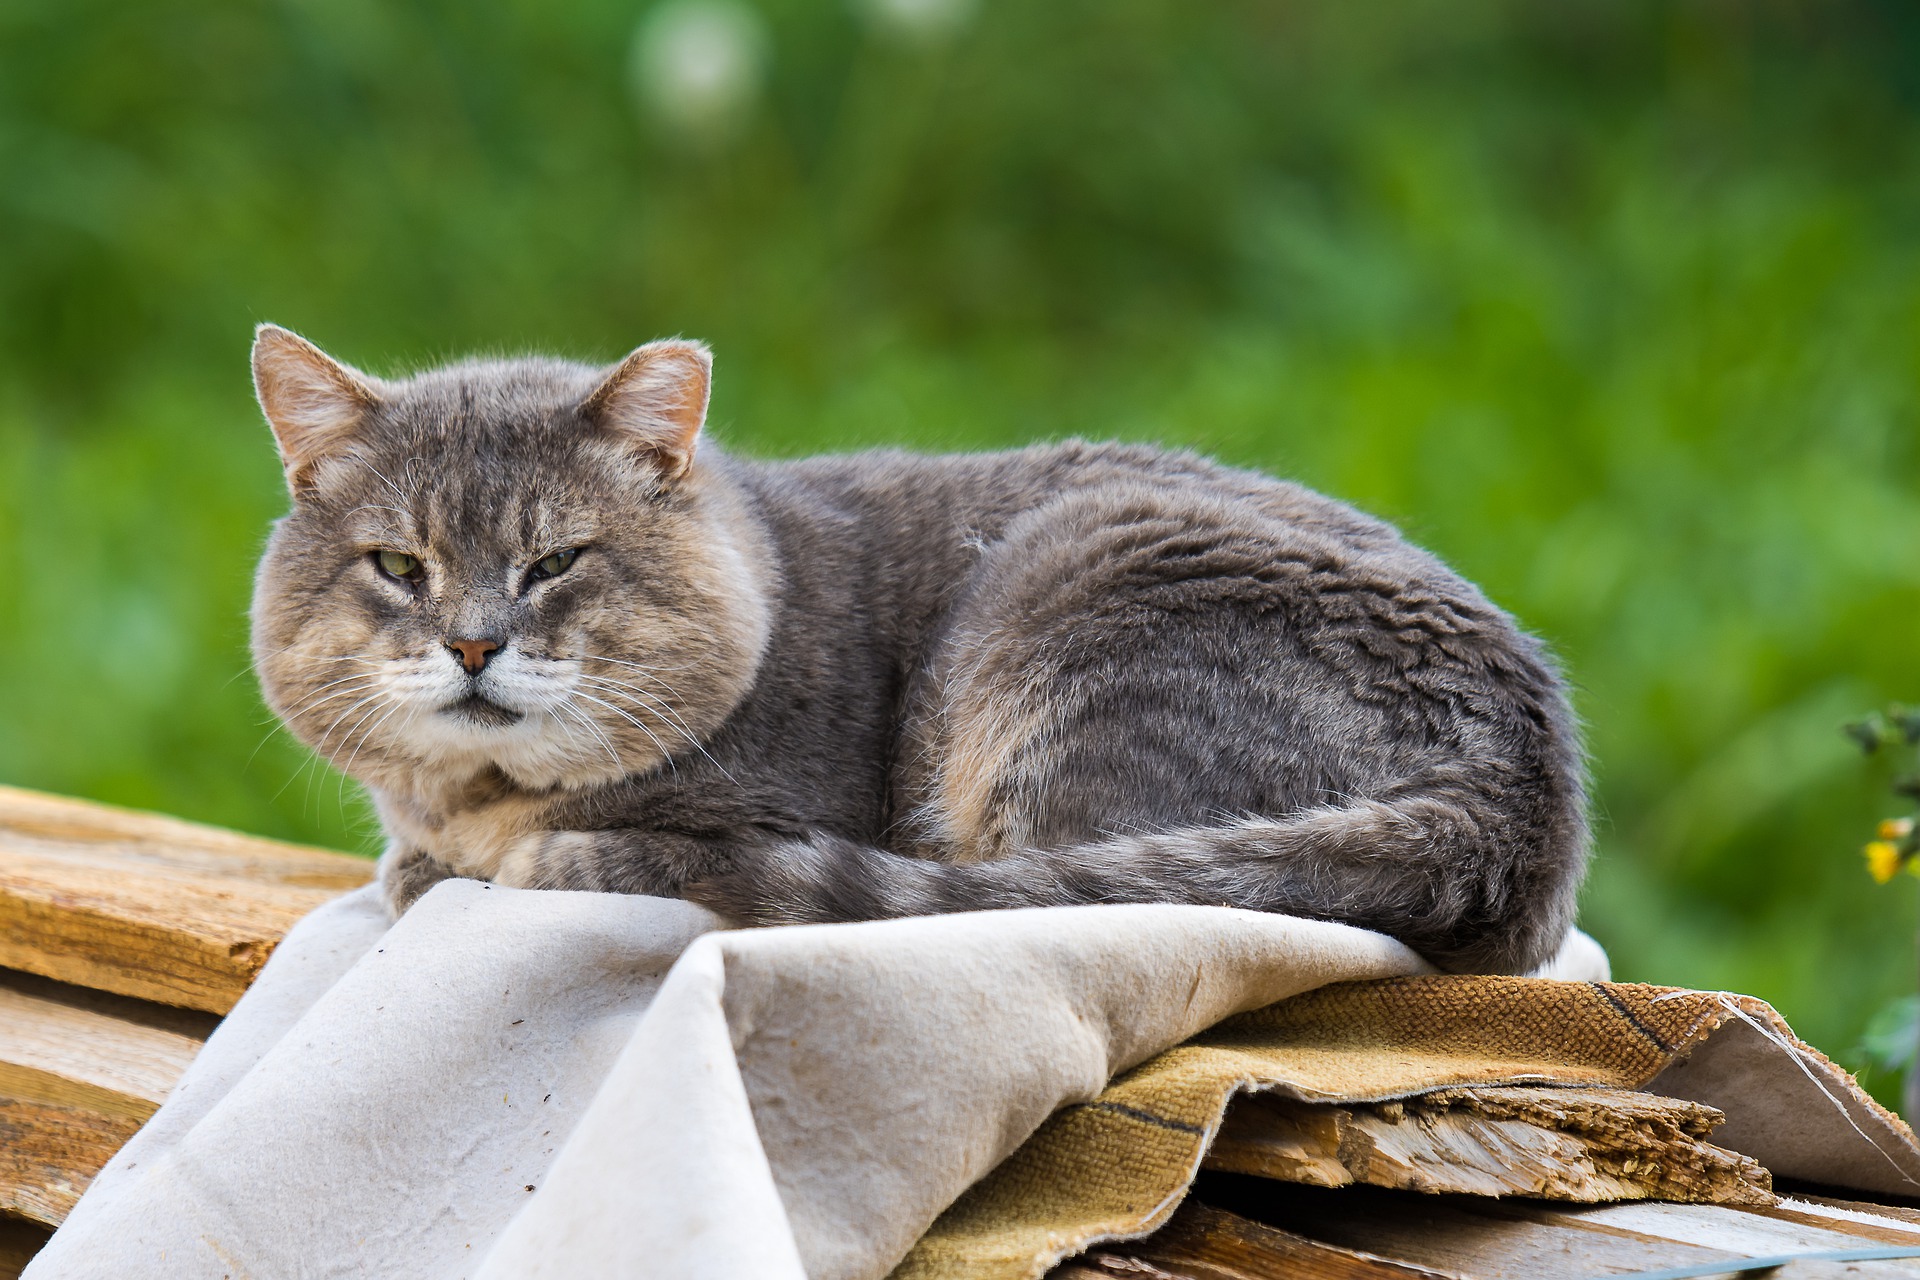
[1204,1086,1774,1206]
[0,784,372,1013]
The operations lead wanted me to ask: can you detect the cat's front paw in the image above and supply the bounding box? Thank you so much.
[494,831,600,890]
[379,842,463,918]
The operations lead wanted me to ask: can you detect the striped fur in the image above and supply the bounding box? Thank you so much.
[251,329,1588,975]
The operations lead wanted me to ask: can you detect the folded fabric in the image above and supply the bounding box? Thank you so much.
[25,881,1435,1279]
[899,976,1920,1278]
[27,879,1907,1280]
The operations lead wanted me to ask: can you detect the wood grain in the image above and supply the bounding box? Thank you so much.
[1193,1177,1920,1280]
[0,1095,142,1227]
[0,784,371,1013]
[1192,1178,1769,1279]
[1206,1086,1774,1206]
[1055,1180,1920,1280]
[1764,1196,1920,1245]
[1068,1200,1468,1279]
[0,969,213,1228]
[0,971,209,1121]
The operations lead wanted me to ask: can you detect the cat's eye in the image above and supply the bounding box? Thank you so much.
[528,548,581,583]
[375,550,423,582]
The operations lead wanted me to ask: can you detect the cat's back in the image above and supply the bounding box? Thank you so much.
[730,437,1507,721]
[739,437,1409,568]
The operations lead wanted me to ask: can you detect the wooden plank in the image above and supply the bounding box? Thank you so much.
[1190,1175,1762,1279]
[1206,1087,1773,1205]
[0,785,371,1012]
[0,1095,142,1227]
[1067,1200,1468,1279]
[0,970,211,1120]
[0,969,213,1228]
[1507,1200,1920,1273]
[1054,1263,1183,1279]
[1783,1192,1920,1232]
[1765,1197,1920,1245]
[1064,1181,1920,1280]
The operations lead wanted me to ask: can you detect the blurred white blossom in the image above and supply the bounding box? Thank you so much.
[854,0,976,45]
[631,0,769,142]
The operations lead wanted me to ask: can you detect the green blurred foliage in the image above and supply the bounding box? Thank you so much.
[3,0,1919,1091]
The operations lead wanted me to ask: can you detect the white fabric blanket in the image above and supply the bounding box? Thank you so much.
[24,881,1608,1280]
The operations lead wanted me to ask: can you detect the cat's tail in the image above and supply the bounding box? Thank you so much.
[689,775,1585,975]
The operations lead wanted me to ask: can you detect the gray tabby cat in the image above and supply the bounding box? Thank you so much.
[249,325,1588,974]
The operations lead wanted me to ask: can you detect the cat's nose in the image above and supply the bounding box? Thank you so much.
[446,638,501,674]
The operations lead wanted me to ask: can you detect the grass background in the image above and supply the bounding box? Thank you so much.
[4,1,1920,1099]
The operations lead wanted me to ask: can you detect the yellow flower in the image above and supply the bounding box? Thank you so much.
[1878,817,1916,842]
[1866,841,1903,884]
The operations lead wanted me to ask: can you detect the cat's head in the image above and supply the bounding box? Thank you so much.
[248,325,772,798]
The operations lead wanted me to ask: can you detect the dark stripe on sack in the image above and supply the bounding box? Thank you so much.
[1590,981,1677,1055]
[1071,1101,1207,1136]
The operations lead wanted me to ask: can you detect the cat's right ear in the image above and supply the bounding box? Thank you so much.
[252,324,383,495]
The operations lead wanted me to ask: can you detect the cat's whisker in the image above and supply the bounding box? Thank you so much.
[571,689,676,763]
[578,667,711,745]
[575,674,703,743]
[252,641,385,667]
[331,695,403,827]
[310,692,387,762]
[260,665,383,714]
[283,671,382,707]
[280,681,382,725]
[575,675,739,784]
[267,749,322,807]
[244,718,301,771]
[555,702,623,775]
[268,670,388,727]
[326,694,395,771]
[570,690,679,778]
[575,653,705,676]
[341,695,408,781]
[567,702,625,768]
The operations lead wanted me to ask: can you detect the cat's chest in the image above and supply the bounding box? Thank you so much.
[375,789,561,881]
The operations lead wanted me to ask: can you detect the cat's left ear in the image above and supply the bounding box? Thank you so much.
[579,339,712,484]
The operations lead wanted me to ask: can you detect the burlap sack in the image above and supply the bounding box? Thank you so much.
[897,977,1920,1279]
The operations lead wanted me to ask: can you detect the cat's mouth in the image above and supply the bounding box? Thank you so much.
[440,691,525,728]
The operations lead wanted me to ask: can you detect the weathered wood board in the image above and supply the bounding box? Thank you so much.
[0,785,371,1013]
[1206,1085,1774,1205]
[11,785,1920,1280]
[1058,1181,1920,1280]
[1065,1200,1467,1278]
[0,970,216,1226]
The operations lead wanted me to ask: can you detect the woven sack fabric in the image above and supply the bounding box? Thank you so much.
[895,977,1920,1280]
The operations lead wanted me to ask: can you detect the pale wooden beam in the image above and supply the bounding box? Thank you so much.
[0,785,371,1013]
